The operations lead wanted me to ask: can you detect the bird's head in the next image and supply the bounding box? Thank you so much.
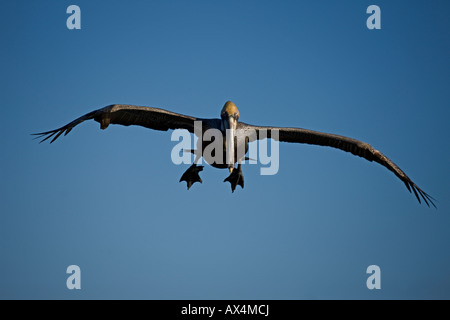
[221,101,239,121]
[221,101,239,173]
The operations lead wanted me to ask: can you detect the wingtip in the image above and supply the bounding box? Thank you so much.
[410,182,437,209]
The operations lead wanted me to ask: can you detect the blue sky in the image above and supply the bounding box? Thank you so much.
[1,0,449,299]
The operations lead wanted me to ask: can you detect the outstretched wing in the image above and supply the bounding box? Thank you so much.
[238,122,435,207]
[32,104,215,144]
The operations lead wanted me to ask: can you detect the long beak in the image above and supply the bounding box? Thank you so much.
[223,115,237,173]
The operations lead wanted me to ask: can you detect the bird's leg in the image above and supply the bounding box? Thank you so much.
[179,153,203,190]
[224,163,244,193]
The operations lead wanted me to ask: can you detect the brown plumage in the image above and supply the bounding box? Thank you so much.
[33,102,435,207]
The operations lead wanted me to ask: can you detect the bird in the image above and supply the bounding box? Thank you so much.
[33,101,435,207]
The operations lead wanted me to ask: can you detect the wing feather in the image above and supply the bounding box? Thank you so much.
[32,104,203,143]
[239,122,435,207]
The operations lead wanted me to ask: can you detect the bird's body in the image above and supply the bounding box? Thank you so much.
[198,134,249,170]
[33,101,435,207]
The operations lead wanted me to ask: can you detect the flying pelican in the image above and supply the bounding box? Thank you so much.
[33,101,435,207]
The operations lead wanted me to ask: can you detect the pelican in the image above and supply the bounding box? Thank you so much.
[33,101,435,207]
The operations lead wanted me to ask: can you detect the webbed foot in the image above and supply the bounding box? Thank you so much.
[179,164,204,190]
[224,166,244,192]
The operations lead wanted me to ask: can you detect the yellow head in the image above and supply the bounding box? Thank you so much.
[221,101,239,120]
